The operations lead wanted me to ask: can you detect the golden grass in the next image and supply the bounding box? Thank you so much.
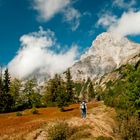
[0,102,98,138]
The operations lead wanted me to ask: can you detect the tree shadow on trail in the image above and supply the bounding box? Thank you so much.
[63,107,79,112]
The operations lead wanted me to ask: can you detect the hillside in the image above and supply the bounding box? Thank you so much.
[1,32,140,140]
[0,101,117,140]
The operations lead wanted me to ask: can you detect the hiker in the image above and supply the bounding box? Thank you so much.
[80,101,87,118]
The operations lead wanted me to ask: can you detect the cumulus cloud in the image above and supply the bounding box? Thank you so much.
[113,0,136,9]
[96,0,140,37]
[97,12,118,28]
[33,0,70,21]
[32,0,81,30]
[108,11,140,36]
[97,0,137,29]
[8,27,78,79]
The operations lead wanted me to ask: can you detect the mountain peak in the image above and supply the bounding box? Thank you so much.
[70,32,140,81]
[94,32,113,41]
[92,32,128,48]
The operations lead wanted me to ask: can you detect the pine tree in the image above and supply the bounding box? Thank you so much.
[56,77,67,111]
[23,78,41,108]
[65,68,74,103]
[88,79,95,101]
[0,69,3,95]
[10,78,22,110]
[0,68,3,112]
[43,74,61,106]
[3,68,10,93]
[53,74,61,102]
[0,68,14,112]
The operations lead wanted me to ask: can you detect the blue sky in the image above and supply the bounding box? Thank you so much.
[0,0,140,78]
[0,0,104,65]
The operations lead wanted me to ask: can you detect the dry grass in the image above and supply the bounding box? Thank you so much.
[0,101,98,139]
[67,101,117,139]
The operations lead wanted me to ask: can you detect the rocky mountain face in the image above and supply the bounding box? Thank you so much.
[70,32,140,81]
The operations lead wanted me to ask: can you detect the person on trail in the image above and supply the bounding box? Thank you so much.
[80,101,87,118]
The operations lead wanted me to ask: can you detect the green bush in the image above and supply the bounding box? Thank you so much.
[47,121,70,140]
[16,111,22,116]
[102,63,140,140]
[31,107,39,114]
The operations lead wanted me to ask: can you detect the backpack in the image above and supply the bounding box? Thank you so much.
[81,102,86,109]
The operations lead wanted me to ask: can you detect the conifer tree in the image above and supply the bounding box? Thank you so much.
[0,68,14,112]
[65,68,74,103]
[53,74,61,102]
[43,74,61,106]
[43,74,69,110]
[10,78,22,110]
[0,68,3,112]
[0,69,3,95]
[56,77,67,111]
[3,68,10,93]
[88,79,95,101]
[24,78,41,108]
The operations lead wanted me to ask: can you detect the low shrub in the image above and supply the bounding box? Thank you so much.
[47,121,93,140]
[119,116,140,140]
[69,130,91,140]
[31,107,39,114]
[16,111,22,116]
[47,121,70,140]
[69,125,93,140]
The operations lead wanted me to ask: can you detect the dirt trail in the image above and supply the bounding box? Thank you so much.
[25,101,117,140]
[68,102,116,138]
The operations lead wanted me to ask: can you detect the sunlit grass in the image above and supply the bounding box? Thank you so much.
[0,102,97,139]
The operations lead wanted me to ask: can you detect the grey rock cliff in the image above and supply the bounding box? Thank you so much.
[70,32,140,81]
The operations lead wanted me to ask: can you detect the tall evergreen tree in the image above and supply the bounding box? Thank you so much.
[65,68,74,103]
[0,68,3,112]
[10,78,22,110]
[0,69,3,95]
[10,78,21,99]
[88,79,95,101]
[23,78,41,108]
[3,68,10,93]
[43,74,69,110]
[0,68,14,112]
[56,76,67,111]
[43,74,61,106]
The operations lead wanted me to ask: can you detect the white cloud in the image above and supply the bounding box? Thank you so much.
[8,27,78,79]
[96,0,140,37]
[32,0,81,30]
[63,7,81,31]
[20,27,55,48]
[97,12,118,28]
[33,0,70,21]
[109,11,140,36]
[113,0,136,9]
